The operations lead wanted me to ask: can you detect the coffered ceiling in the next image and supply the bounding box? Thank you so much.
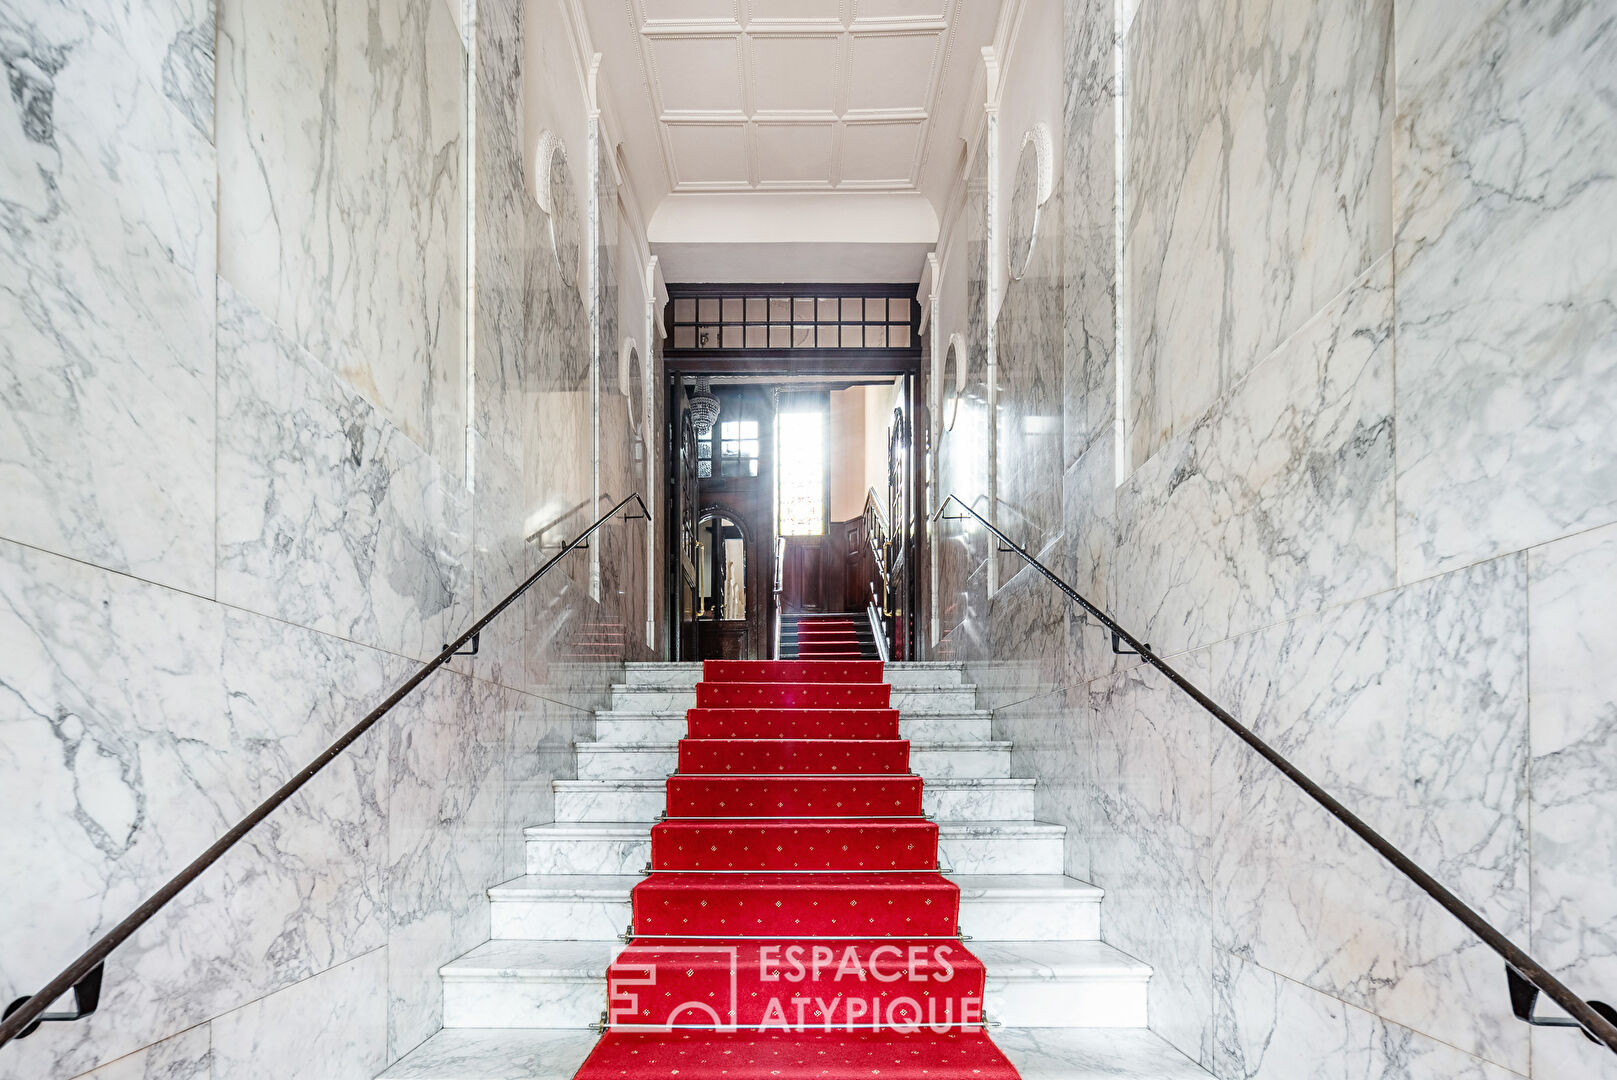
[583,0,994,207]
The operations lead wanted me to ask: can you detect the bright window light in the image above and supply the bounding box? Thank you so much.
[777,410,825,536]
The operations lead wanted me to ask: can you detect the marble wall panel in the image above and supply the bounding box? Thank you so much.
[217,285,472,665]
[383,671,506,1059]
[993,685,1094,883]
[504,690,591,872]
[0,0,216,595]
[1392,0,1617,580]
[74,1025,211,1080]
[1061,0,1116,469]
[210,949,388,1080]
[470,434,533,692]
[0,541,393,1079]
[216,0,467,475]
[1212,951,1523,1080]
[996,185,1066,576]
[1123,0,1392,469]
[1527,522,1617,1080]
[1085,652,1215,1064]
[1211,555,1530,1070]
[1111,258,1396,657]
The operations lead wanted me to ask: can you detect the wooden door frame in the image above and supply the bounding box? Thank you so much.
[662,341,922,661]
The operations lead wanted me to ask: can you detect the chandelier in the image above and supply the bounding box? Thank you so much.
[688,377,720,438]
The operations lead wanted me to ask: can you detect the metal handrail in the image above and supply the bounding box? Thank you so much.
[932,493,1617,1055]
[0,494,654,1051]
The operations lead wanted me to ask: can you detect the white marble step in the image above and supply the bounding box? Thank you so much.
[488,873,1103,942]
[605,685,980,716]
[378,1025,1212,1079]
[574,741,1013,781]
[622,661,968,689]
[522,820,1065,876]
[552,777,1038,822]
[593,710,994,743]
[436,939,1148,1030]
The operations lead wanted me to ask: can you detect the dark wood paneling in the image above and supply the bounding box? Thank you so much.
[779,518,875,616]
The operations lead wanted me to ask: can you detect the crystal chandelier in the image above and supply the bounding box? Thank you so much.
[688,377,720,438]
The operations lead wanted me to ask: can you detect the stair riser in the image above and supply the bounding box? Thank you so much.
[490,893,1102,942]
[557,785,666,821]
[443,979,605,1029]
[623,667,964,689]
[552,784,1036,822]
[528,838,648,876]
[938,836,1065,874]
[608,689,978,715]
[574,746,1011,781]
[987,978,1148,1027]
[525,834,1059,876]
[441,971,1147,1029]
[593,715,992,743]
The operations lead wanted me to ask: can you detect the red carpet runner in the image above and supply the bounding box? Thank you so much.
[573,659,1020,1078]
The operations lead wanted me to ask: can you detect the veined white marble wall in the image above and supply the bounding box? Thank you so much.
[0,0,652,1077]
[934,0,1617,1077]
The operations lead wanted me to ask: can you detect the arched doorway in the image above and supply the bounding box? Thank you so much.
[694,509,764,658]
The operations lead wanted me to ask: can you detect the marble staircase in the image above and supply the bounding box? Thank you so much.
[380,662,1210,1079]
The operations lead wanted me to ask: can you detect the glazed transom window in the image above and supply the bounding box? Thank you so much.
[669,292,915,352]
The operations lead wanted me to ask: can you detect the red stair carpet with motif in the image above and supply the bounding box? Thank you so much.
[573,659,1021,1078]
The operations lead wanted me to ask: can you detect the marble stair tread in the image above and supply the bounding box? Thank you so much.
[522,819,1062,840]
[972,939,1149,980]
[574,739,1013,752]
[994,1028,1212,1079]
[488,872,1099,905]
[440,939,623,981]
[376,1026,1211,1080]
[487,873,642,899]
[621,661,967,688]
[376,1028,599,1080]
[442,938,1141,986]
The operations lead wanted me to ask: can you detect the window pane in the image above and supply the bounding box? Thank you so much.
[696,326,720,348]
[697,460,712,478]
[817,325,838,348]
[888,298,909,321]
[866,324,887,347]
[722,297,744,322]
[722,325,743,348]
[674,326,696,349]
[770,297,791,322]
[777,410,825,536]
[748,459,759,477]
[841,325,863,348]
[842,297,863,321]
[746,297,767,322]
[794,325,815,347]
[769,325,790,348]
[817,298,839,322]
[794,298,815,321]
[740,421,758,437]
[741,439,758,458]
[698,439,712,459]
[889,324,910,346]
[721,422,738,439]
[745,325,768,348]
[698,298,720,322]
[674,298,696,323]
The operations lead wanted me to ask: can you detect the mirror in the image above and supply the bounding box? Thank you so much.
[696,515,746,620]
[1007,123,1052,282]
[623,340,645,464]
